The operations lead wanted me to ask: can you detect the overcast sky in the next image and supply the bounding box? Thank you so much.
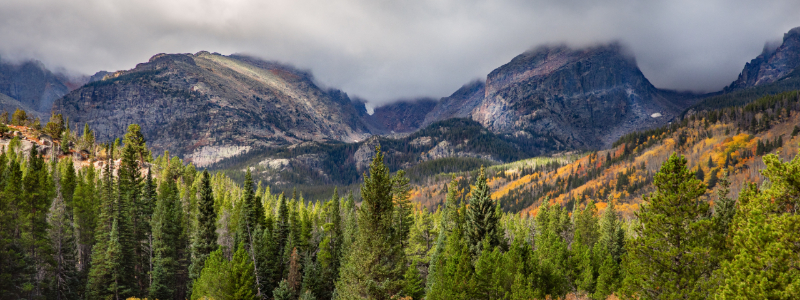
[1,0,798,105]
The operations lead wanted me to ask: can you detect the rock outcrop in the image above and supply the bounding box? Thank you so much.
[0,59,86,117]
[53,52,373,166]
[472,43,687,148]
[726,27,800,91]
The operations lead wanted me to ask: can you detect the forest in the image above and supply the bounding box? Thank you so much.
[1,96,800,300]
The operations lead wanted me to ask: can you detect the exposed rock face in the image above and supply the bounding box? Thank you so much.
[727,27,800,91]
[471,43,688,148]
[53,51,372,166]
[421,80,485,127]
[369,98,437,133]
[0,59,85,117]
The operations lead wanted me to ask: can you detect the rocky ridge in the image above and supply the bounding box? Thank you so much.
[54,52,373,167]
[726,27,800,91]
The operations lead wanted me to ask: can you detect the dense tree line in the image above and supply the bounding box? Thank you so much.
[2,112,800,299]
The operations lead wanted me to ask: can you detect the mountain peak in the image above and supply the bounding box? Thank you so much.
[726,26,800,91]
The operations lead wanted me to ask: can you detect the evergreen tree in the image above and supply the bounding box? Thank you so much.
[150,177,187,300]
[189,169,218,295]
[273,280,292,300]
[465,166,502,256]
[86,160,117,299]
[317,189,342,300]
[592,201,624,300]
[716,151,800,299]
[191,249,232,300]
[21,144,55,299]
[336,146,406,299]
[47,172,79,300]
[621,153,714,299]
[120,124,148,293]
[402,259,425,300]
[231,243,259,300]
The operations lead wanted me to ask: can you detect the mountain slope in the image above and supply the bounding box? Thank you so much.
[374,43,697,151]
[473,43,693,148]
[54,51,372,167]
[0,59,85,117]
[726,27,800,91]
[408,91,800,216]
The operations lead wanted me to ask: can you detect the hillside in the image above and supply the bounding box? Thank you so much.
[408,91,800,217]
[206,118,566,197]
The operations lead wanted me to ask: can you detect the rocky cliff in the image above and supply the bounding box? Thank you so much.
[472,43,688,148]
[53,52,372,167]
[726,27,800,91]
[0,59,85,117]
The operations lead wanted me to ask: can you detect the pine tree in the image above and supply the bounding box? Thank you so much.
[393,170,413,249]
[273,280,292,300]
[465,166,502,256]
[301,254,321,299]
[621,153,714,299]
[120,124,148,293]
[86,160,117,299]
[593,201,624,300]
[190,249,232,300]
[236,169,266,297]
[47,171,79,300]
[188,170,218,295]
[231,242,259,300]
[22,144,54,299]
[716,151,800,299]
[317,189,342,300]
[336,146,406,299]
[149,177,186,300]
[402,260,424,300]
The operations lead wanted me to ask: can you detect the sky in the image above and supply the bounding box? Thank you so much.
[1,0,798,105]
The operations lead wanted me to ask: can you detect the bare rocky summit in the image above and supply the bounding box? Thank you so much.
[726,27,800,91]
[54,52,373,167]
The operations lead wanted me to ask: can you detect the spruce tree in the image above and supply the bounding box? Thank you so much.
[120,124,147,293]
[189,170,218,295]
[22,144,54,298]
[317,188,342,300]
[190,249,232,300]
[150,176,186,300]
[231,242,259,300]
[336,146,406,299]
[621,153,714,299]
[592,201,624,300]
[716,151,800,298]
[47,172,79,300]
[465,166,502,256]
[402,260,425,300]
[86,160,117,299]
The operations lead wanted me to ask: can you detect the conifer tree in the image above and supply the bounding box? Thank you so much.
[402,259,424,300]
[47,171,79,300]
[336,146,406,299]
[189,170,218,295]
[317,188,342,300]
[593,201,624,300]
[22,144,54,298]
[716,151,800,299]
[622,153,713,299]
[120,124,148,293]
[150,176,187,300]
[231,242,259,300]
[190,249,232,300]
[86,160,117,299]
[465,166,502,256]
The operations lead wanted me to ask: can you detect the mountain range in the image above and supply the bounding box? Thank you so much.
[1,26,798,192]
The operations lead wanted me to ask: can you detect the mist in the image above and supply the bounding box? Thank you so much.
[1,0,798,105]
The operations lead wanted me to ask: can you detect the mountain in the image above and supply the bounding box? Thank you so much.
[374,43,697,150]
[409,91,800,215]
[53,51,373,167]
[726,27,800,91]
[367,97,437,133]
[0,59,85,117]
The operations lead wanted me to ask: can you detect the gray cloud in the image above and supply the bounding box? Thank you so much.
[1,0,798,105]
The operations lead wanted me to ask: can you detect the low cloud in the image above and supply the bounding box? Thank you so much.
[1,0,798,104]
